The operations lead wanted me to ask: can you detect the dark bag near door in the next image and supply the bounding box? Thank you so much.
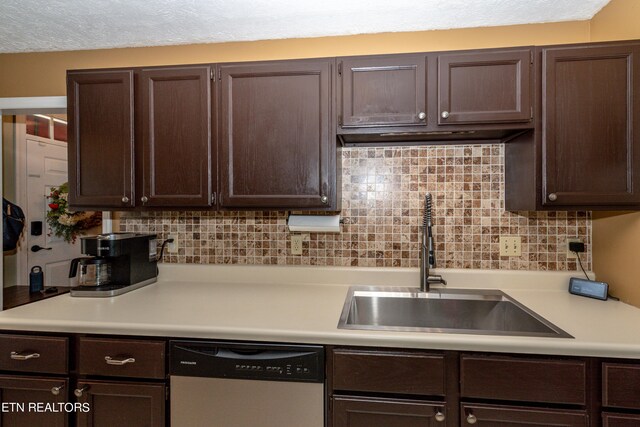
[3,198,25,255]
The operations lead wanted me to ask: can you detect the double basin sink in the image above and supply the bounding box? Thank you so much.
[338,287,572,338]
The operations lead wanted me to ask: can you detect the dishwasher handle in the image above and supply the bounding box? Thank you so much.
[214,348,317,361]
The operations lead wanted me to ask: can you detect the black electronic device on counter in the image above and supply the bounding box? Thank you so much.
[70,233,157,297]
[569,277,609,301]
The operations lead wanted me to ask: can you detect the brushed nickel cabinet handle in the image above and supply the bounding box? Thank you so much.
[141,196,148,203]
[121,196,129,203]
[548,193,558,201]
[435,410,445,422]
[51,384,64,396]
[74,385,89,398]
[418,111,426,120]
[466,413,478,424]
[441,111,450,119]
[320,195,329,204]
[10,351,40,361]
[105,356,136,366]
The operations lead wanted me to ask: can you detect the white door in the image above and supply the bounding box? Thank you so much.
[23,136,82,286]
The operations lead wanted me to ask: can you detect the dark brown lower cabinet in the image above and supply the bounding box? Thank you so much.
[0,375,68,427]
[461,404,588,426]
[603,412,640,426]
[75,380,165,427]
[333,396,446,427]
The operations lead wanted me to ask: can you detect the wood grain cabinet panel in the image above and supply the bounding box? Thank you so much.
[75,380,165,427]
[437,49,532,125]
[542,43,640,207]
[603,362,640,410]
[0,334,68,375]
[603,413,640,427]
[333,396,446,427]
[461,403,588,426]
[0,376,68,427]
[67,70,135,209]
[460,354,586,405]
[332,349,445,396]
[338,54,427,128]
[78,337,165,379]
[140,66,213,207]
[219,59,336,209]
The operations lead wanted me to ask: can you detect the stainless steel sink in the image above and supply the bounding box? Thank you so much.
[338,287,572,338]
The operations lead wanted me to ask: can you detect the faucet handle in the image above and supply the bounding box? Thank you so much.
[427,274,447,287]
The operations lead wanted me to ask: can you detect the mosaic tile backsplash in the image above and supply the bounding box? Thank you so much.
[119,144,591,271]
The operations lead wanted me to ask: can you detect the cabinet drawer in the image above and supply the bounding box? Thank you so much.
[332,349,445,396]
[461,354,586,405]
[603,363,640,410]
[0,334,68,375]
[603,413,640,427]
[333,396,445,427]
[78,337,165,379]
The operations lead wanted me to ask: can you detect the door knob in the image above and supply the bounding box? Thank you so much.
[418,111,426,120]
[141,196,148,203]
[548,193,558,201]
[466,413,477,424]
[51,384,64,396]
[121,196,129,203]
[441,111,450,119]
[30,245,52,252]
[435,410,445,422]
[74,385,89,398]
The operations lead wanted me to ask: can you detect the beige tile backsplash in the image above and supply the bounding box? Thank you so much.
[120,144,591,271]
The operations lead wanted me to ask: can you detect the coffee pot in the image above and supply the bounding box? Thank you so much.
[69,257,112,287]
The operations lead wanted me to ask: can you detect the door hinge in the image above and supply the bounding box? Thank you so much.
[338,115,342,126]
[530,50,534,64]
[165,386,169,401]
[530,106,534,119]
[218,69,221,81]
[338,61,342,76]
[210,68,214,80]
[212,192,217,205]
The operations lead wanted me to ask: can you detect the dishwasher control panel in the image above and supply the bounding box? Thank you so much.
[170,340,324,383]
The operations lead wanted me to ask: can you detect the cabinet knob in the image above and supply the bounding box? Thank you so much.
[441,111,450,119]
[418,111,426,120]
[320,195,328,204]
[466,413,477,424]
[548,193,558,202]
[141,196,148,203]
[51,384,64,396]
[74,385,89,398]
[435,410,445,422]
[121,196,129,203]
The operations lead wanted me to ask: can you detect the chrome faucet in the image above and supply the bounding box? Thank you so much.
[420,193,447,292]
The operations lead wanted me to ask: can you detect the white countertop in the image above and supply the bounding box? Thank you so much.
[0,264,639,359]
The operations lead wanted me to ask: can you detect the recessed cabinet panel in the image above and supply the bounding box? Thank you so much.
[333,396,445,427]
[339,55,427,127]
[603,362,640,410]
[462,404,588,426]
[0,376,68,427]
[603,413,640,427]
[437,49,532,125]
[140,66,213,207]
[219,60,335,209]
[542,44,640,207]
[67,70,135,208]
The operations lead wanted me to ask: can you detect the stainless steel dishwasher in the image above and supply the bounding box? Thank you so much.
[170,340,325,427]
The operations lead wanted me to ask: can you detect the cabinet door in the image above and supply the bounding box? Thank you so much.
[0,375,68,427]
[461,404,588,427]
[140,66,213,207]
[75,380,165,427]
[603,413,640,427]
[437,49,532,125]
[67,70,135,209]
[542,44,640,207]
[219,60,335,209]
[333,396,446,427]
[339,55,427,127]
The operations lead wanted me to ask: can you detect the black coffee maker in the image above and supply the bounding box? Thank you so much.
[70,233,158,297]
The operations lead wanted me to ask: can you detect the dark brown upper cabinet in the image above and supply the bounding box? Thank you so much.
[338,54,427,128]
[68,70,135,209]
[541,43,640,208]
[68,66,214,210]
[139,66,213,207]
[437,49,533,125]
[506,41,640,211]
[219,59,337,210]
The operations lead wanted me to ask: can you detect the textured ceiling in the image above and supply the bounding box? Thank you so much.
[0,0,611,53]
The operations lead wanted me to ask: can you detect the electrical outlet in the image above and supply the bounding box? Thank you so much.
[567,238,583,259]
[167,234,178,253]
[291,234,303,255]
[499,236,521,257]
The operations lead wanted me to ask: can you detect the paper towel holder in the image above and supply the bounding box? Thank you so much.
[287,214,342,233]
